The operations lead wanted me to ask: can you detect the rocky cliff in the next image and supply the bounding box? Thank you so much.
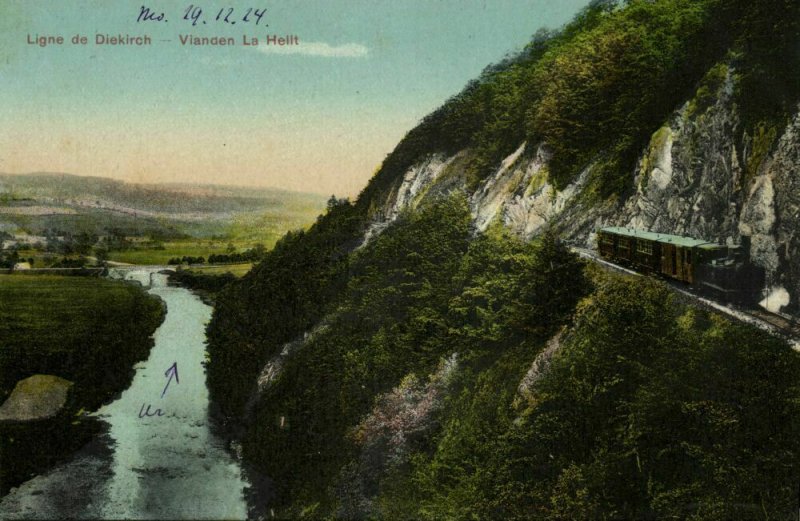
[366,65,800,313]
[204,1,800,516]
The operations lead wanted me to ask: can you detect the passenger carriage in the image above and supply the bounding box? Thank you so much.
[596,227,764,303]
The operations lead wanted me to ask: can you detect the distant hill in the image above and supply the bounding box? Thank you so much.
[0,172,325,215]
[0,172,327,239]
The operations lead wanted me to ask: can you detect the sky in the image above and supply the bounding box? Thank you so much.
[0,0,591,196]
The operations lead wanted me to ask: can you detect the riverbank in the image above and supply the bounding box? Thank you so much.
[0,275,165,494]
[0,272,255,518]
[168,270,237,304]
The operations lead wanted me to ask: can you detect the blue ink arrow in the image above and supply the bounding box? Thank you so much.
[161,362,179,398]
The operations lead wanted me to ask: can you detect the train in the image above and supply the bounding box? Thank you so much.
[596,226,765,303]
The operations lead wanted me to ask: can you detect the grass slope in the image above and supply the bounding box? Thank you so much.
[0,275,165,406]
[0,275,165,492]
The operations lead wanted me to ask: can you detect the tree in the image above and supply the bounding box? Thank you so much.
[327,195,339,212]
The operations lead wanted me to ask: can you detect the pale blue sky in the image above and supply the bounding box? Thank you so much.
[0,1,591,195]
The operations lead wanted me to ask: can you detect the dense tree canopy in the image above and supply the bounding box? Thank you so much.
[205,0,800,517]
[360,0,799,203]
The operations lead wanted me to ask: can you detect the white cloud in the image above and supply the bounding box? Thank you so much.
[255,40,368,58]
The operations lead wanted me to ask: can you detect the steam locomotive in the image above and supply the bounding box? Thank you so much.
[596,227,765,304]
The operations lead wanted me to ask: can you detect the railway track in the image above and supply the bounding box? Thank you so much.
[735,307,800,337]
[573,246,800,347]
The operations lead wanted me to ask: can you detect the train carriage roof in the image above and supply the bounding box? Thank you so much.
[599,227,715,248]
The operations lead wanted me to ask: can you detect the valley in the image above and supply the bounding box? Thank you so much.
[0,173,327,273]
[2,0,799,518]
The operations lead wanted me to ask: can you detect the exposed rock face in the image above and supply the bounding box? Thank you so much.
[517,331,564,403]
[241,318,333,420]
[619,72,743,244]
[334,354,458,519]
[360,154,459,248]
[611,72,800,311]
[369,67,800,313]
[465,141,597,241]
[0,375,73,423]
[254,319,331,395]
[760,111,800,309]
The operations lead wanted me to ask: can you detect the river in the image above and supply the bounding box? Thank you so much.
[0,269,254,519]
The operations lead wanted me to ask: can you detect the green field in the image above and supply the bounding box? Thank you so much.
[0,275,164,402]
[103,210,324,265]
[0,274,165,492]
[15,240,259,267]
[1,173,329,269]
[183,263,253,277]
[105,240,239,265]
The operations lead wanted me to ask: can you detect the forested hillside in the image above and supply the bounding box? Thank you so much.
[206,0,800,517]
[358,0,798,205]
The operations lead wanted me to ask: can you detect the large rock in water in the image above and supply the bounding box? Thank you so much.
[0,375,74,422]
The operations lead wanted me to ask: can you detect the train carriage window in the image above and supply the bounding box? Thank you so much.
[618,238,630,250]
[600,235,614,245]
[637,241,653,255]
[687,250,692,264]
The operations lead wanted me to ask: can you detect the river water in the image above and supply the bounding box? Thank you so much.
[0,270,253,519]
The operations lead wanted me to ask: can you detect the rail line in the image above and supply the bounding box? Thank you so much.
[573,247,800,349]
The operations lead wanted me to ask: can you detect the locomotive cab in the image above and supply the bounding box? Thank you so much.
[695,244,729,265]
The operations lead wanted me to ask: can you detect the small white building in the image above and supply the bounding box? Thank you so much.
[12,262,31,271]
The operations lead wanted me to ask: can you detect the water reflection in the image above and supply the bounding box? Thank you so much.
[0,270,252,520]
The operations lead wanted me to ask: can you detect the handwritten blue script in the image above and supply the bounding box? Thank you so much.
[137,5,268,26]
[161,362,179,398]
[138,362,180,419]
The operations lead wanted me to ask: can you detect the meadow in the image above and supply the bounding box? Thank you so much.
[1,172,329,267]
[183,263,253,277]
[93,207,324,265]
[105,240,239,265]
[0,275,164,404]
[0,275,165,492]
